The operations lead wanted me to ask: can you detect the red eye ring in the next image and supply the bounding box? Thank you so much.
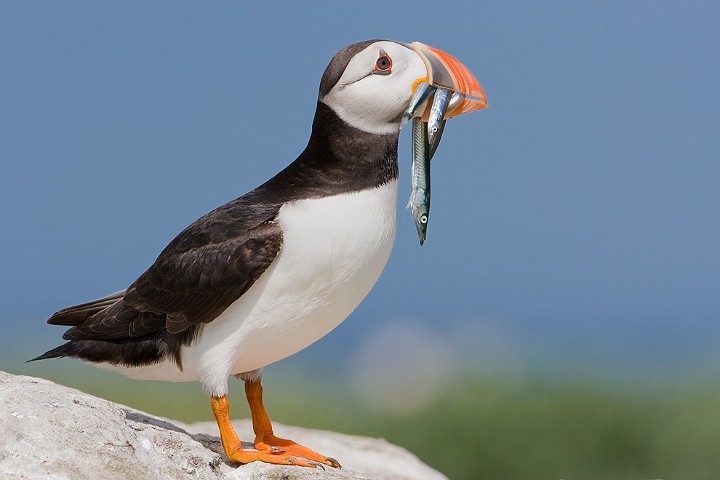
[373,50,392,75]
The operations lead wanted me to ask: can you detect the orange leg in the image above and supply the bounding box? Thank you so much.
[210,395,320,467]
[245,379,341,469]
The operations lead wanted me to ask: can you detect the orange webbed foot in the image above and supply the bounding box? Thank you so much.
[223,446,327,468]
[244,378,341,469]
[210,392,341,469]
[254,433,341,469]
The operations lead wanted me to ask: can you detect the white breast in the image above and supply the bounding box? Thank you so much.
[112,180,398,396]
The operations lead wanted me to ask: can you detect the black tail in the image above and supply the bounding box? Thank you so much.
[30,291,127,362]
[28,343,73,362]
[33,289,195,368]
[30,337,166,366]
[31,289,164,366]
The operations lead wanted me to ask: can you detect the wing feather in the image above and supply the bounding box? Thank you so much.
[60,218,283,341]
[48,291,126,326]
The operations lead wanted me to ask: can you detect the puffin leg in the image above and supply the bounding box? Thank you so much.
[244,378,341,469]
[210,395,319,467]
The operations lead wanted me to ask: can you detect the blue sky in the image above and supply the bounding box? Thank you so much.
[1,1,719,380]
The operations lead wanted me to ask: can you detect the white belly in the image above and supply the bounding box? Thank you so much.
[110,180,398,395]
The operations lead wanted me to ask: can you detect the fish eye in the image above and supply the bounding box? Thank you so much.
[420,215,427,224]
[373,50,392,75]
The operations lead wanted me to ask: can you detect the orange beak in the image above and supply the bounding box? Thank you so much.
[411,42,487,118]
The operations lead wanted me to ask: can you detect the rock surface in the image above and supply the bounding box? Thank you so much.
[0,372,446,480]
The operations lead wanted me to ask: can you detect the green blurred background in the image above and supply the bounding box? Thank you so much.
[3,1,720,479]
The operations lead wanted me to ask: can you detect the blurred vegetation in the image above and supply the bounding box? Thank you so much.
[7,358,720,480]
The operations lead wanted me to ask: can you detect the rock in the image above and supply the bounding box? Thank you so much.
[0,372,446,480]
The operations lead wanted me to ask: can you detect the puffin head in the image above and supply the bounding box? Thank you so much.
[319,40,487,135]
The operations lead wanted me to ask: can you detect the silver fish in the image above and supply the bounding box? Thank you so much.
[407,90,462,245]
[407,117,431,245]
[401,81,435,128]
[427,87,452,152]
[428,92,463,159]
[429,118,446,159]
[448,90,465,112]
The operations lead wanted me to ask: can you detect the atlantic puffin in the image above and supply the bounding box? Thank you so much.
[34,40,486,468]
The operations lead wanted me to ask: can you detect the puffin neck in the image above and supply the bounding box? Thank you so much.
[263,102,399,200]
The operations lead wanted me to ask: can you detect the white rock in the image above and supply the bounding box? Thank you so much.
[0,371,446,480]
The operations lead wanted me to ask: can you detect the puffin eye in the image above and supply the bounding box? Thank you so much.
[373,51,392,75]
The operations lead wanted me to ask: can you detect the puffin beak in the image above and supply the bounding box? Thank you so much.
[410,42,487,118]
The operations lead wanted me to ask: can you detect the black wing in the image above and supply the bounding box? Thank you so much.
[48,290,126,326]
[54,197,283,342]
[124,219,283,334]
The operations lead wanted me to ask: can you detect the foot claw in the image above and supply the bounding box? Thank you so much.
[325,457,342,469]
[308,461,326,470]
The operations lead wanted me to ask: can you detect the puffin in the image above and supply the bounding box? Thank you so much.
[33,40,486,468]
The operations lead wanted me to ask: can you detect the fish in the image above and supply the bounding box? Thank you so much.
[448,90,465,113]
[427,87,452,152]
[428,92,464,159]
[408,117,432,245]
[401,81,435,128]
[407,89,464,245]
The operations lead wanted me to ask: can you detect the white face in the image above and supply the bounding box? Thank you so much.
[320,41,428,135]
